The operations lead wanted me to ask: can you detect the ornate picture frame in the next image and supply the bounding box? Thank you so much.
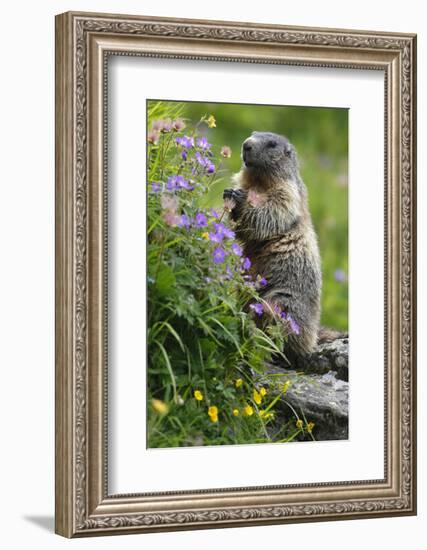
[55,11,417,537]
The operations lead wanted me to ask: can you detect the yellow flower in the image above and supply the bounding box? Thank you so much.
[253,389,262,405]
[194,390,204,401]
[260,410,274,420]
[208,405,218,423]
[201,232,209,240]
[243,404,254,417]
[232,408,239,417]
[307,422,315,433]
[206,115,216,128]
[296,419,303,429]
[259,409,266,417]
[260,387,267,397]
[282,380,291,393]
[235,378,243,388]
[151,399,169,415]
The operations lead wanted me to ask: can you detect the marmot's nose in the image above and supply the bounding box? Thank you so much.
[243,141,253,152]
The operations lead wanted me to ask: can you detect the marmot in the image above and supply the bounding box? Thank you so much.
[223,131,322,360]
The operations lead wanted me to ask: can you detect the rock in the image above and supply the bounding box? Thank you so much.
[275,337,349,381]
[263,337,349,441]
[280,370,348,440]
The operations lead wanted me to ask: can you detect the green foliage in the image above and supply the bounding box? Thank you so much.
[146,102,309,447]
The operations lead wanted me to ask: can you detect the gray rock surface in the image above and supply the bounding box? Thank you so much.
[263,338,349,441]
[278,337,349,380]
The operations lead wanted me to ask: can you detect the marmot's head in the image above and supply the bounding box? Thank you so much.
[241,131,299,181]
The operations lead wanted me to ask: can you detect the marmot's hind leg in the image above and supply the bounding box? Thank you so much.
[258,288,317,359]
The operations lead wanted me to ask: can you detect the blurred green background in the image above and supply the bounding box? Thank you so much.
[151,100,348,331]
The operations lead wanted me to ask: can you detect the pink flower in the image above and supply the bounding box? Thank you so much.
[172,118,186,131]
[247,190,266,208]
[151,120,163,131]
[148,129,160,144]
[161,194,178,212]
[163,211,180,226]
[160,118,173,132]
[220,145,232,158]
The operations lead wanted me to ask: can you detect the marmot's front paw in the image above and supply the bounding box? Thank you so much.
[223,188,235,201]
[223,188,246,204]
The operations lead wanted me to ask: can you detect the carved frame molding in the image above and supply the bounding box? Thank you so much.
[55,11,416,537]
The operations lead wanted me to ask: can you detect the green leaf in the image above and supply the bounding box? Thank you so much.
[154,340,178,403]
[207,316,243,357]
[155,264,176,296]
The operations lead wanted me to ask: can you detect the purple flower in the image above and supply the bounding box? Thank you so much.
[208,222,235,243]
[287,314,300,335]
[178,214,191,228]
[166,175,194,191]
[334,269,346,283]
[195,151,205,166]
[150,182,162,193]
[231,243,243,256]
[210,208,220,219]
[209,232,223,243]
[180,178,195,191]
[166,175,179,191]
[206,161,216,174]
[196,136,211,150]
[212,222,224,235]
[181,150,188,161]
[242,257,251,270]
[195,152,216,174]
[250,303,264,317]
[259,277,268,286]
[274,305,283,316]
[195,212,208,228]
[212,247,226,264]
[223,226,235,239]
[212,223,235,240]
[176,135,194,148]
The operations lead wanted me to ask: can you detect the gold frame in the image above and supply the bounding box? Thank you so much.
[55,11,417,537]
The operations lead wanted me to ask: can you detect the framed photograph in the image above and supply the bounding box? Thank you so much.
[55,11,417,537]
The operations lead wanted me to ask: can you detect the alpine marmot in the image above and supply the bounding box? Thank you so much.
[223,131,322,360]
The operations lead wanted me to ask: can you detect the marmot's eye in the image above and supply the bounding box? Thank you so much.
[266,141,277,148]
